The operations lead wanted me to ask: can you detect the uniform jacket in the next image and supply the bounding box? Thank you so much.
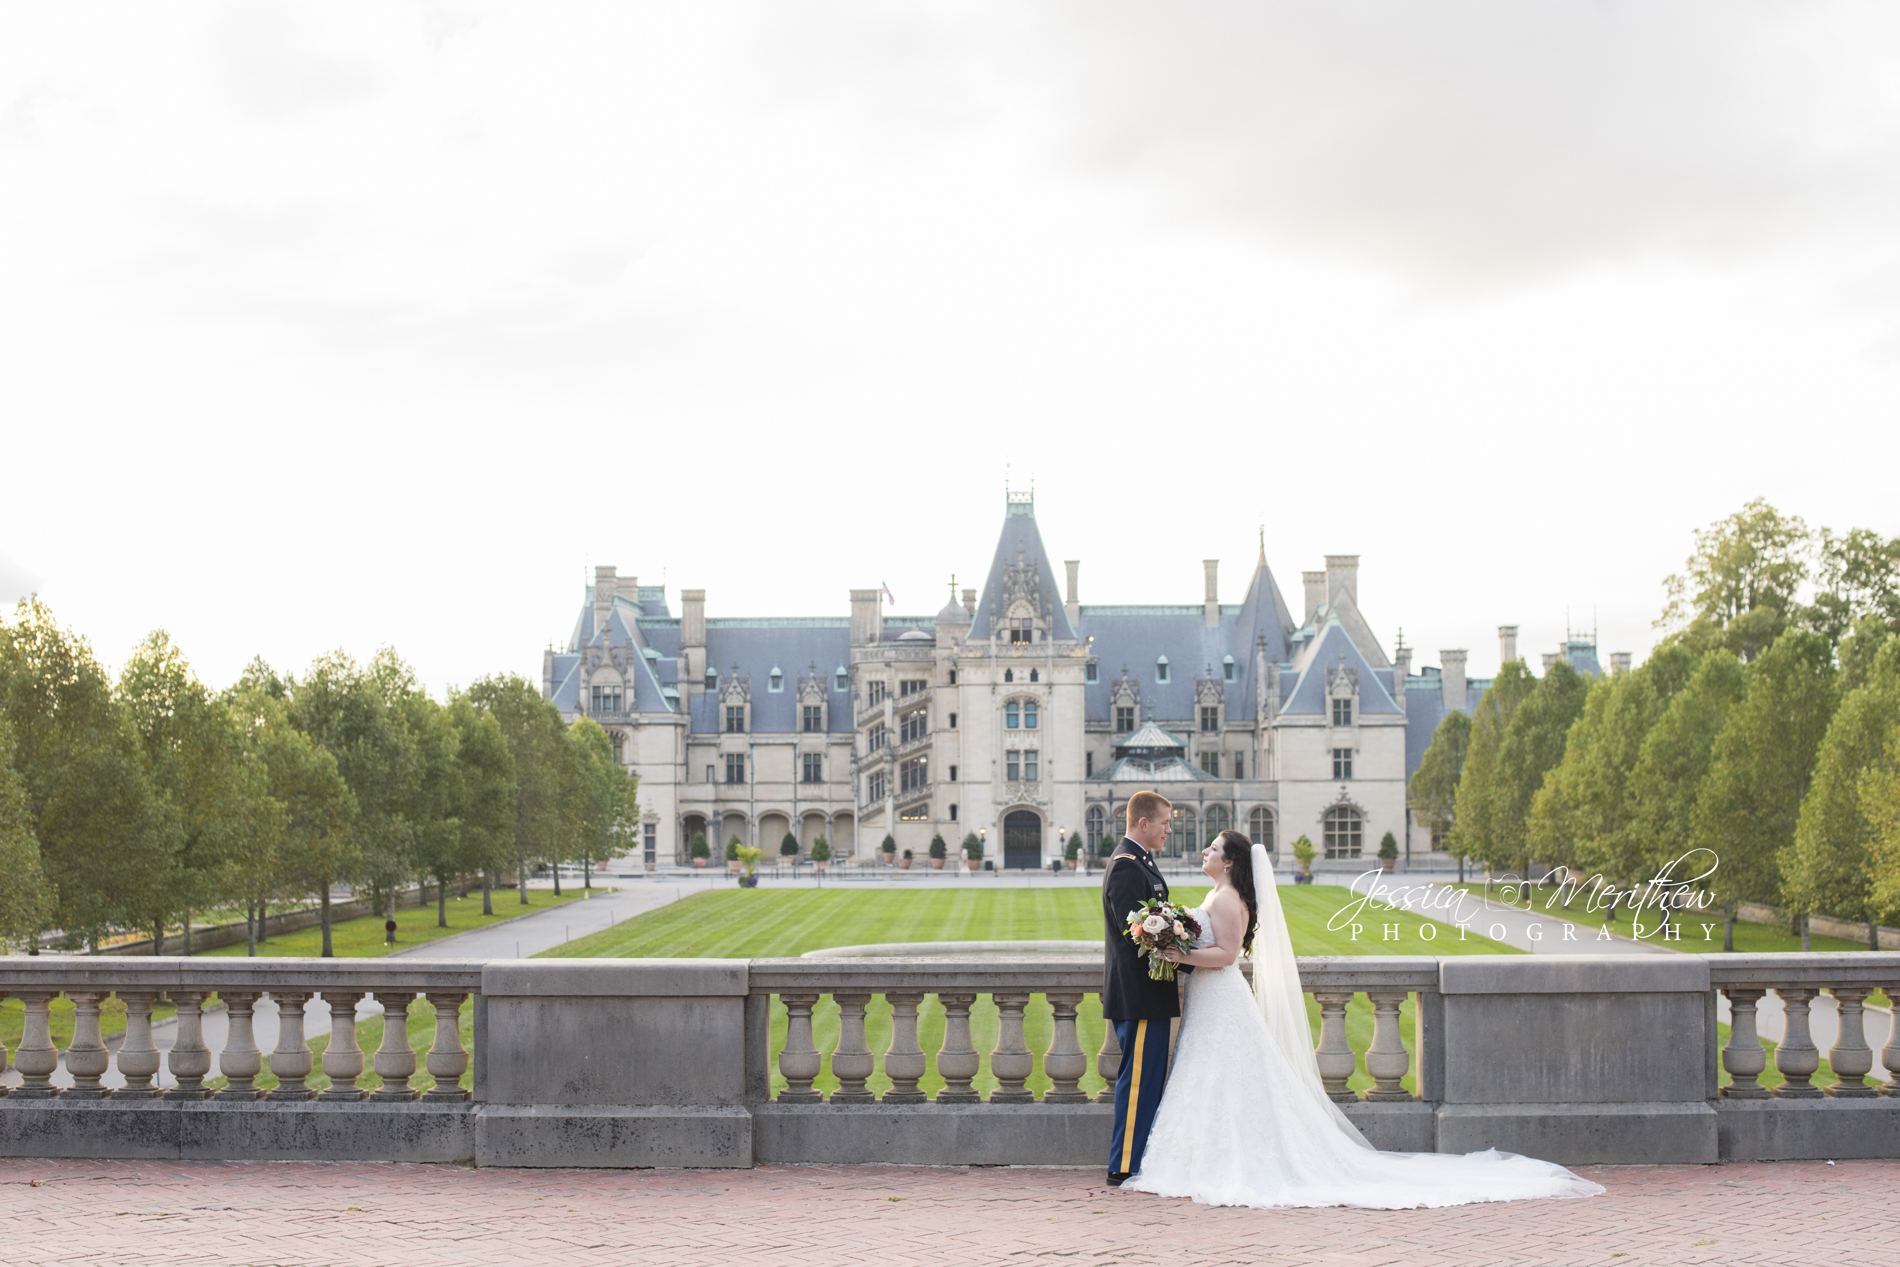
[1101,837,1182,1021]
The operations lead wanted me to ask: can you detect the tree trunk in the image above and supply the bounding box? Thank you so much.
[482,871,494,916]
[1871,910,1881,951]
[583,852,592,891]
[259,897,267,946]
[437,874,448,928]
[552,860,562,897]
[517,859,528,905]
[247,900,257,957]
[386,890,397,944]
[153,919,164,956]
[1724,905,1736,953]
[320,884,334,958]
[1456,854,1465,884]
[183,908,193,957]
[1801,912,1811,952]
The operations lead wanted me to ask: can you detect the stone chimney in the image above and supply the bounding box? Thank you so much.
[1611,651,1632,675]
[1392,644,1410,711]
[1065,560,1080,629]
[1324,555,1359,608]
[593,566,616,638]
[617,574,640,603]
[542,646,555,701]
[1302,572,1326,627]
[1498,625,1518,666]
[1203,559,1219,627]
[680,589,706,684]
[1440,650,1467,713]
[962,587,977,620]
[851,589,881,646]
[1541,652,1558,674]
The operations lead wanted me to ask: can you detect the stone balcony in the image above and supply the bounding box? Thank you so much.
[1,953,1896,1168]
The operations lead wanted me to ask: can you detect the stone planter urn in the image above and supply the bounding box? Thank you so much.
[1067,858,1080,871]
[693,857,707,869]
[814,860,828,875]
[645,862,656,874]
[965,858,981,872]
[728,860,743,875]
[881,852,896,868]
[899,856,913,870]
[1380,856,1396,872]
[930,857,945,870]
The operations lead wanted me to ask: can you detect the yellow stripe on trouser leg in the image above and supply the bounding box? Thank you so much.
[1120,1019,1147,1173]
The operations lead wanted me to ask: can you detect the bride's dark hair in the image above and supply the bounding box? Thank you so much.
[1216,829,1259,954]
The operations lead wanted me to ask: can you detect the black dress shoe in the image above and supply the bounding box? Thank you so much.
[1106,1172,1129,1187]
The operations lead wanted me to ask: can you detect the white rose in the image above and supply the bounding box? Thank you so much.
[1142,914,1169,934]
[1172,921,1186,936]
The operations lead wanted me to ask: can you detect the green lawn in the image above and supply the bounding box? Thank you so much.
[1445,882,1875,954]
[200,887,593,958]
[545,886,1518,1101]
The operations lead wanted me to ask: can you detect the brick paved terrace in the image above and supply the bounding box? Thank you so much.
[1,1158,1895,1266]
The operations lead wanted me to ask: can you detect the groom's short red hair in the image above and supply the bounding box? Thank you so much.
[1127,791,1172,828]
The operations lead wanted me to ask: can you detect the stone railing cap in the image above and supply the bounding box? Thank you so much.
[1440,954,1709,995]
[481,958,750,998]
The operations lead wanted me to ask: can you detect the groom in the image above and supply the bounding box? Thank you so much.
[1102,789,1179,1187]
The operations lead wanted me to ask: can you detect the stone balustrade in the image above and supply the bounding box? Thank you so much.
[0,952,1895,1168]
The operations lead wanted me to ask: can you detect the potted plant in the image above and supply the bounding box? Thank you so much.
[1098,835,1117,864]
[1064,832,1082,871]
[810,834,831,874]
[880,833,897,865]
[899,847,914,870]
[1378,831,1400,872]
[736,845,762,888]
[690,832,710,869]
[928,834,948,869]
[781,832,800,869]
[1291,834,1317,885]
[726,836,743,875]
[962,832,983,872]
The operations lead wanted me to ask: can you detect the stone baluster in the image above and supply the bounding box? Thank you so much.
[1826,988,1876,1098]
[935,993,979,1103]
[1363,991,1411,1101]
[989,993,1033,1103]
[114,992,162,1099]
[422,992,471,1101]
[829,993,874,1103]
[1883,986,1900,1097]
[1096,1014,1122,1088]
[369,992,419,1101]
[319,991,367,1100]
[266,992,314,1100]
[11,992,59,1098]
[215,992,264,1099]
[1719,987,1769,1098]
[1043,992,1087,1103]
[1771,988,1821,1098]
[164,992,211,1100]
[777,993,823,1103]
[1313,991,1359,1102]
[882,991,926,1103]
[62,992,111,1099]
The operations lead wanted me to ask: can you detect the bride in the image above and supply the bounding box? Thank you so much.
[1122,829,1604,1209]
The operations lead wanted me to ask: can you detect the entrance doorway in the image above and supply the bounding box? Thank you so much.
[1003,810,1042,869]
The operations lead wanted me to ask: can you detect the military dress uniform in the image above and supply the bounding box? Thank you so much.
[1101,836,1183,1184]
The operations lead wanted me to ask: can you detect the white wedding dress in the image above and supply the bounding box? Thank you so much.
[1124,845,1604,1210]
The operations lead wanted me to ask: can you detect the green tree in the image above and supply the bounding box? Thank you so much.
[1783,639,1900,936]
[120,631,280,954]
[1529,645,1699,890]
[1453,662,1536,875]
[1408,710,1470,851]
[1459,660,1587,876]
[1864,725,1900,915]
[1807,527,1900,647]
[1657,499,1810,662]
[403,691,467,930]
[447,695,518,913]
[564,717,635,889]
[0,599,168,948]
[1625,651,1746,917]
[0,713,53,950]
[464,674,569,907]
[1690,630,1838,947]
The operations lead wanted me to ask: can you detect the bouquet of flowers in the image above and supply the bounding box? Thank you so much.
[1125,899,1202,981]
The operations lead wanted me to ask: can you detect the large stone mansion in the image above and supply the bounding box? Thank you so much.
[542,493,1607,868]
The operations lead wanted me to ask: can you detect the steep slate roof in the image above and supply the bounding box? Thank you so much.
[1400,666,1493,777]
[968,496,1078,643]
[1279,619,1402,717]
[697,620,853,735]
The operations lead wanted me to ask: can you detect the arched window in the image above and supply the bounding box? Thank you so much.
[1222,655,1236,683]
[1086,805,1106,851]
[1206,804,1231,842]
[1114,806,1127,841]
[1030,669,1039,682]
[704,668,718,691]
[1004,668,1014,683]
[1173,806,1197,858]
[1323,806,1363,860]
[1249,807,1276,853]
[1156,655,1170,684]
[834,666,848,691]
[769,666,783,692]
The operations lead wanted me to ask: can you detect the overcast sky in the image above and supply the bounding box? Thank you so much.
[4,1,1898,694]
